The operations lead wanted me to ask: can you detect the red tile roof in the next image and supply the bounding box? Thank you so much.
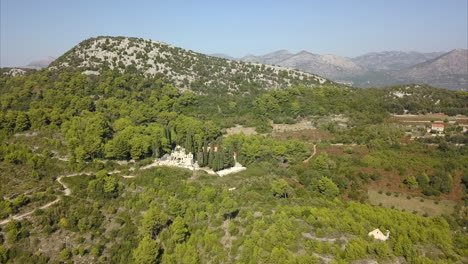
[432,123,444,128]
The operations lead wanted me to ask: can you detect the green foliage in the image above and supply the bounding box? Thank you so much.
[60,248,72,260]
[140,206,170,238]
[0,245,8,264]
[0,40,466,264]
[133,236,161,264]
[220,192,239,219]
[317,177,340,197]
[271,179,290,198]
[404,175,419,189]
[170,216,188,244]
[62,111,110,160]
[224,133,308,165]
[91,244,103,257]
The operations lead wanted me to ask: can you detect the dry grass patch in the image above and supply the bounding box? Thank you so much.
[367,189,457,217]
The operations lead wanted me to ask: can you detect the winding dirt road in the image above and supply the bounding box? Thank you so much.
[303,144,317,163]
[0,171,118,225]
[1,154,248,225]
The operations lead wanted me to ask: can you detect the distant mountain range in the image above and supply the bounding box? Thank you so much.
[212,49,467,90]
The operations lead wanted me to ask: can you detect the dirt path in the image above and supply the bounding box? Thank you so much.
[0,199,61,225]
[1,153,247,225]
[0,170,121,225]
[303,144,317,163]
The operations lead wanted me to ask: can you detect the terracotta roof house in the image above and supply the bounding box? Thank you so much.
[431,123,445,132]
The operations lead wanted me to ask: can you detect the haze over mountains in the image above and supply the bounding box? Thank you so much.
[213,49,468,90]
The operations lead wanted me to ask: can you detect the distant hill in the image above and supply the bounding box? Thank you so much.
[208,53,236,60]
[25,56,56,69]
[402,49,468,90]
[351,51,444,71]
[237,50,366,85]
[277,51,365,81]
[50,36,335,94]
[241,50,293,65]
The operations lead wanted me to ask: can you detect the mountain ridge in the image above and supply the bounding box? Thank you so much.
[213,48,466,90]
[49,36,334,94]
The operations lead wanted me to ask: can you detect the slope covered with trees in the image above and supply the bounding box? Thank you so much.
[0,37,467,263]
[49,36,333,94]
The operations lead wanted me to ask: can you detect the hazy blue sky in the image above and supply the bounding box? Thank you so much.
[1,0,467,67]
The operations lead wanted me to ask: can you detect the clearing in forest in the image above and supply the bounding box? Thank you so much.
[367,189,457,217]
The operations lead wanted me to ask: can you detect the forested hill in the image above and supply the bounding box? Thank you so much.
[49,36,335,94]
[1,36,468,264]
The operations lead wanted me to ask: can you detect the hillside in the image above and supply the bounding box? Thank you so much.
[49,36,332,94]
[241,49,294,65]
[238,50,366,84]
[278,51,365,81]
[0,36,467,264]
[403,49,468,90]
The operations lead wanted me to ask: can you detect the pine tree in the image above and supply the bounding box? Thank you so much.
[133,236,161,264]
[170,216,188,244]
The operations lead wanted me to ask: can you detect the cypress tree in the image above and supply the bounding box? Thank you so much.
[196,144,204,166]
[185,131,194,154]
[208,145,215,169]
[164,126,171,143]
[217,147,225,171]
[224,147,235,168]
[212,151,219,171]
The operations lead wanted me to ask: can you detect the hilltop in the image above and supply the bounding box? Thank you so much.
[50,36,333,94]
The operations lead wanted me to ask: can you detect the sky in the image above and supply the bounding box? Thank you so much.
[1,0,467,67]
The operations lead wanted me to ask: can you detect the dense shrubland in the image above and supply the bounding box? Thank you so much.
[0,66,467,263]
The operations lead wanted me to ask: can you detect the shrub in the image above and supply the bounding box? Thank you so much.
[60,249,71,260]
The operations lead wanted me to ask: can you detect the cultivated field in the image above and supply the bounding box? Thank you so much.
[367,189,457,217]
[388,113,468,125]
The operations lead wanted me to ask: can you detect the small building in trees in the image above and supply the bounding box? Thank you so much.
[159,146,195,168]
[427,123,445,134]
[430,123,445,133]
